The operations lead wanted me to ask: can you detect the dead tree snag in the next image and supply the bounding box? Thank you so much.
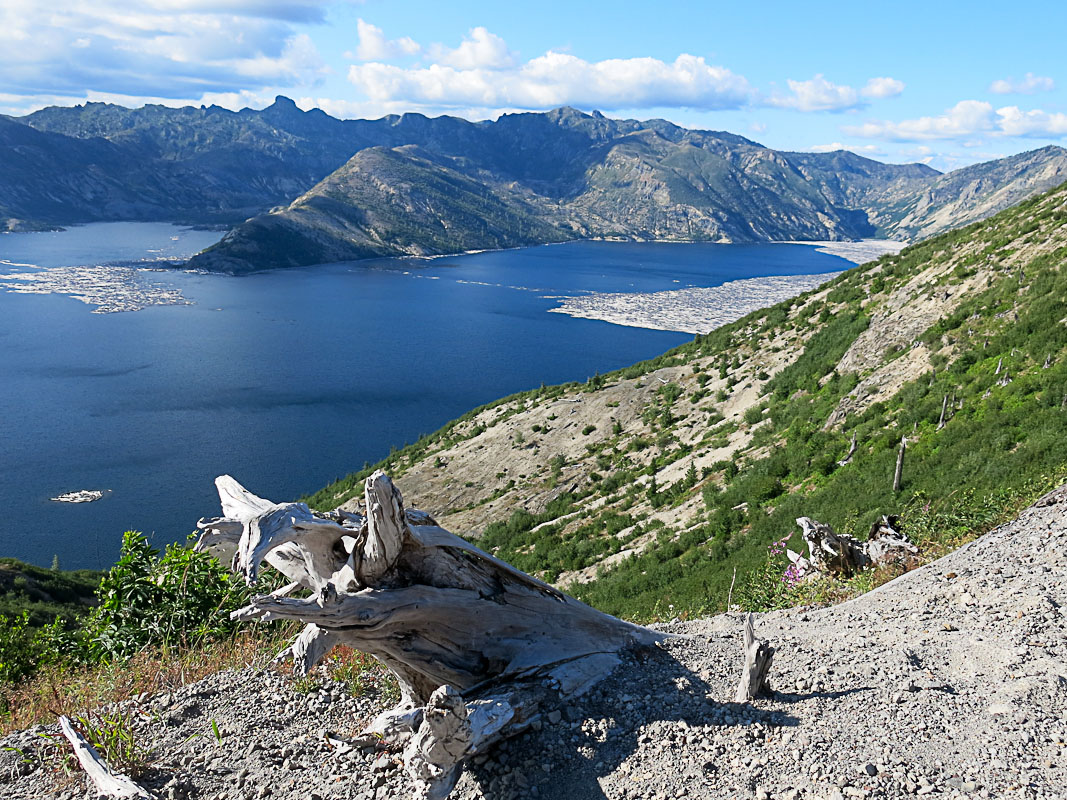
[198,471,662,799]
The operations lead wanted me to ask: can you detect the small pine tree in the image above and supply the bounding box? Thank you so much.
[50,554,60,572]
[684,462,698,489]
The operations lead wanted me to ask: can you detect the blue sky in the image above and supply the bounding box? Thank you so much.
[2,0,1065,171]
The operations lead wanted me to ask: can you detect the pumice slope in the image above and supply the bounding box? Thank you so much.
[2,481,1065,800]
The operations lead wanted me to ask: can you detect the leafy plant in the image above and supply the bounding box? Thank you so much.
[83,531,255,662]
[291,675,320,694]
[210,718,223,745]
[0,612,41,685]
[73,709,153,778]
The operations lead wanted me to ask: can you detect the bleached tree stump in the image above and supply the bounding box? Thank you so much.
[864,515,919,565]
[199,471,662,799]
[892,436,907,492]
[837,432,858,467]
[794,517,870,577]
[786,516,918,580]
[734,614,774,703]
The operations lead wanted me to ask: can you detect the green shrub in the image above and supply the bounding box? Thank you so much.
[83,531,254,662]
[0,612,40,684]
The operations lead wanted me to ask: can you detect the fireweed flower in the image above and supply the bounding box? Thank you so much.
[782,563,805,586]
[768,531,793,556]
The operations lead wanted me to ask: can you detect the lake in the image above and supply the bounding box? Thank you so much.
[0,224,850,569]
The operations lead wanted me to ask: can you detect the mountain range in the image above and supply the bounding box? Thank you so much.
[3,98,1066,271]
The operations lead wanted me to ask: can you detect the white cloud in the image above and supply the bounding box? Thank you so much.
[861,77,905,99]
[995,105,1067,137]
[353,19,419,61]
[297,95,402,120]
[348,50,752,111]
[0,0,329,103]
[429,26,514,70]
[843,100,997,140]
[844,99,1067,141]
[235,33,328,81]
[139,1,334,24]
[809,142,883,155]
[989,73,1055,95]
[766,74,902,112]
[768,75,859,112]
[898,145,935,165]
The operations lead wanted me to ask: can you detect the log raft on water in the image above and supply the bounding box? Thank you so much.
[197,471,663,799]
[50,489,104,503]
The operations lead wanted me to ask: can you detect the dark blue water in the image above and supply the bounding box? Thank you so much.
[0,225,848,569]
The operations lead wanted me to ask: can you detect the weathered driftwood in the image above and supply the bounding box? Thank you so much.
[787,515,918,580]
[865,515,919,565]
[200,471,661,799]
[57,716,150,799]
[734,613,773,703]
[794,517,870,577]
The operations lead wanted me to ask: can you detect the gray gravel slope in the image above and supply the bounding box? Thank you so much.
[4,487,1066,800]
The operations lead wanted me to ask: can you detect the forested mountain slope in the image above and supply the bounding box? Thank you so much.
[873,145,1067,240]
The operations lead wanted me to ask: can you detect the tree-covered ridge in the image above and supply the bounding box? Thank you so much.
[0,533,257,689]
[306,179,1067,620]
[0,558,100,628]
[192,146,572,273]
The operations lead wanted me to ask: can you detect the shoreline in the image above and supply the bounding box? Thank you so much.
[176,235,909,276]
[544,239,905,336]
